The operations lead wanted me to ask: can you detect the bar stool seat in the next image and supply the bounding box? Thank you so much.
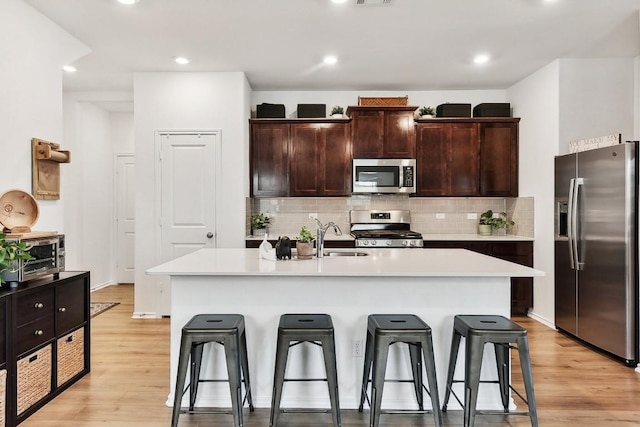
[269,313,341,427]
[171,314,254,427]
[358,314,442,427]
[442,314,538,427]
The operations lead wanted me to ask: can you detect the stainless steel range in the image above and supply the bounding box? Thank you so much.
[350,210,423,248]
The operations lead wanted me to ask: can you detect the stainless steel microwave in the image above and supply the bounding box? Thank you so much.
[352,159,416,194]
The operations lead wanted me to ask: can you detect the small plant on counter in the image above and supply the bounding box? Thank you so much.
[418,106,435,117]
[296,225,315,243]
[478,210,515,236]
[330,105,344,116]
[251,213,271,236]
[0,233,32,285]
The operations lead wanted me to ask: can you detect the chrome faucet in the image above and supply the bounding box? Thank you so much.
[314,218,342,258]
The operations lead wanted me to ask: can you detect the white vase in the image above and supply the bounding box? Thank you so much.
[253,228,266,237]
[331,113,343,118]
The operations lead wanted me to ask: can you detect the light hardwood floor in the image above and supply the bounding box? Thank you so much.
[20,283,640,426]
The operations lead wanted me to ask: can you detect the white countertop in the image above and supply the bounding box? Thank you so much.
[246,233,533,242]
[147,248,544,278]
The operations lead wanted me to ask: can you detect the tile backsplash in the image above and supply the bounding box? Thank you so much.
[248,196,534,238]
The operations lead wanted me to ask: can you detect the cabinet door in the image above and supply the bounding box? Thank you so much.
[480,121,518,196]
[416,122,479,196]
[383,110,415,158]
[322,123,351,196]
[290,123,351,196]
[351,110,383,158]
[290,124,321,196]
[250,123,290,197]
[56,278,87,335]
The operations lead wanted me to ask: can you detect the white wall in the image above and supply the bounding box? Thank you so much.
[252,89,507,118]
[559,58,635,152]
[63,92,134,290]
[0,0,88,232]
[507,57,636,326]
[133,72,251,316]
[508,61,561,326]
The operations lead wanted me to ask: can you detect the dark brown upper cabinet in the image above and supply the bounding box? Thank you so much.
[250,122,290,197]
[416,121,479,196]
[479,119,519,197]
[346,106,417,158]
[250,118,351,197]
[415,117,519,197]
[290,122,351,196]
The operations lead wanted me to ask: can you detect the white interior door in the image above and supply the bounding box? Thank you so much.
[115,154,135,284]
[158,132,219,314]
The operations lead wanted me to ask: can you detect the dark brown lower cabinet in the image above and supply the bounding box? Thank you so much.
[423,241,533,315]
[0,271,90,426]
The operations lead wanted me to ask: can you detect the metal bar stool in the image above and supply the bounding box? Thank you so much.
[171,314,254,427]
[442,314,538,427]
[358,314,443,427]
[269,313,341,427]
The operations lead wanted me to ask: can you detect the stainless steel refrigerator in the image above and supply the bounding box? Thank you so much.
[554,142,638,366]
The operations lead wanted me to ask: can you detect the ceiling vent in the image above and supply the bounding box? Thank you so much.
[356,0,393,6]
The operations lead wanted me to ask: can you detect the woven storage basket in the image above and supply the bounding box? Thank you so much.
[0,369,6,427]
[57,327,85,386]
[17,345,52,415]
[358,96,408,106]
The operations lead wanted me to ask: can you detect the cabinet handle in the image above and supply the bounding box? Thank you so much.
[34,330,44,336]
[59,307,67,312]
[34,302,44,309]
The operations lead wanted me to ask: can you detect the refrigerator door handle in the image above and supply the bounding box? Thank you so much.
[568,178,577,270]
[574,177,585,270]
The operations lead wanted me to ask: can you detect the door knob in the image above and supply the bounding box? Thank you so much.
[207,232,214,238]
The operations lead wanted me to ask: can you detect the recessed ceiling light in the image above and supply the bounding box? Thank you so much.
[174,57,190,65]
[323,55,338,65]
[473,54,490,65]
[331,0,348,3]
[117,0,139,5]
[62,65,77,72]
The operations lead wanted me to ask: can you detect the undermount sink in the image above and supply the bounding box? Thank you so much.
[322,251,369,257]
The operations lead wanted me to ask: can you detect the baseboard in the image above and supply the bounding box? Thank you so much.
[527,311,555,329]
[90,281,117,292]
[132,311,161,319]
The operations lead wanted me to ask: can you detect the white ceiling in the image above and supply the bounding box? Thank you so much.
[24,0,640,97]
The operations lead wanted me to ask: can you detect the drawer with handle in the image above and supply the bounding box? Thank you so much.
[17,288,54,327]
[16,314,54,356]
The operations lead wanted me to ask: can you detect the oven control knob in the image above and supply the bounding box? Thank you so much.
[402,240,409,246]
[386,240,392,246]
[409,240,416,247]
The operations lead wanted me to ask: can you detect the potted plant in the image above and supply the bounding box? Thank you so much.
[251,213,271,237]
[295,225,315,259]
[330,105,344,118]
[0,233,33,287]
[418,106,435,118]
[478,210,515,236]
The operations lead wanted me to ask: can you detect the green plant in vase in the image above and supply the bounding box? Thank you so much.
[478,210,515,236]
[251,213,271,237]
[296,225,315,259]
[0,232,33,286]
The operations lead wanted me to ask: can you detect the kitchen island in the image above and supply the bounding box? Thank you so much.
[147,248,543,412]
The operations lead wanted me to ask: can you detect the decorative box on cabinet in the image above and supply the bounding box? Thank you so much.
[346,105,417,158]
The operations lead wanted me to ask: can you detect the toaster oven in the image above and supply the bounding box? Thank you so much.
[5,234,64,283]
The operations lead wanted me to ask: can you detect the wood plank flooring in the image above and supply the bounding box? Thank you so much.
[20,283,640,426]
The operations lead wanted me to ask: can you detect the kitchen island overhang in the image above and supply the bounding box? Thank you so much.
[147,248,544,411]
